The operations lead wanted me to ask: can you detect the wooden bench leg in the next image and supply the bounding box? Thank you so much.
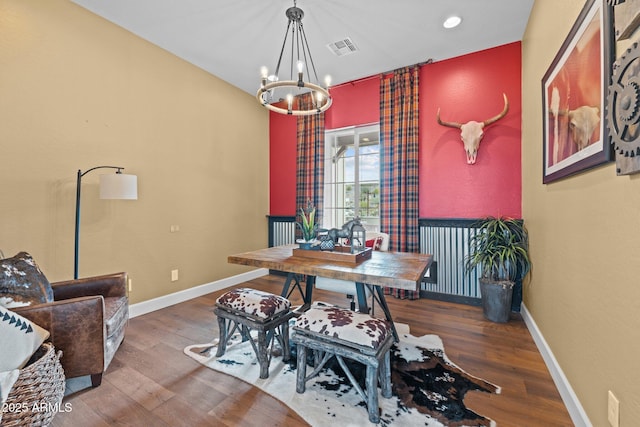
[295,344,307,393]
[215,316,228,357]
[365,364,380,423]
[281,320,290,362]
[240,324,251,342]
[257,330,269,379]
[379,349,392,398]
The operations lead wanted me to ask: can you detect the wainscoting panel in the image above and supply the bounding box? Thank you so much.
[419,219,481,304]
[267,216,296,247]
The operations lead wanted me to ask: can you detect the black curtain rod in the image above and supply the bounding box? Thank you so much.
[330,59,433,89]
[379,58,433,78]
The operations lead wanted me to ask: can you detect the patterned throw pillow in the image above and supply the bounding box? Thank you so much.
[0,306,50,371]
[0,252,54,308]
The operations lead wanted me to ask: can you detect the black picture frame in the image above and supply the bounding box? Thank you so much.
[542,0,614,184]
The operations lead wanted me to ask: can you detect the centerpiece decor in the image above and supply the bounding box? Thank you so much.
[295,201,318,250]
[349,221,366,254]
[293,216,372,263]
[292,245,372,264]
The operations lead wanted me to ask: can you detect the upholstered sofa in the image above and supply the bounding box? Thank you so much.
[0,252,128,387]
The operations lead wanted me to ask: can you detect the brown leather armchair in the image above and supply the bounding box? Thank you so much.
[14,272,129,387]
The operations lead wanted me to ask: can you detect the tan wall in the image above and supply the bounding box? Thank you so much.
[523,0,640,425]
[0,0,269,304]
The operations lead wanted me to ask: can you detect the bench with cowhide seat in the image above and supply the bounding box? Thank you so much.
[214,287,293,379]
[291,304,394,424]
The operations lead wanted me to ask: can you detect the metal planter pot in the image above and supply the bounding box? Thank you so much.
[479,278,514,323]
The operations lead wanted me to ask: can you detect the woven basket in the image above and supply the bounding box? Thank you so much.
[2,343,65,427]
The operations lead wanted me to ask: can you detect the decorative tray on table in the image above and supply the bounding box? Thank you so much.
[292,246,372,264]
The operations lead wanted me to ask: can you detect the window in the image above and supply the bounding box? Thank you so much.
[323,124,380,231]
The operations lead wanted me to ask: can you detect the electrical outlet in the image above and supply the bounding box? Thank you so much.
[608,390,619,427]
[170,225,180,233]
[171,269,179,282]
[128,278,132,293]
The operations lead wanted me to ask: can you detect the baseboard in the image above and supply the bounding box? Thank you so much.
[128,268,269,318]
[421,290,481,307]
[520,304,592,427]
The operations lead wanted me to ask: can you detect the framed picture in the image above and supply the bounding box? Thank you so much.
[542,0,614,184]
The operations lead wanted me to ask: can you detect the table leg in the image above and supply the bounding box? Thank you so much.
[281,272,314,311]
[280,273,295,298]
[304,275,315,308]
[373,286,399,342]
[355,282,369,314]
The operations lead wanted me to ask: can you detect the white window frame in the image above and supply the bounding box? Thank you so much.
[323,123,380,231]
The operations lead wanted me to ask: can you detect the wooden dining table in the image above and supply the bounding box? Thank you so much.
[228,244,434,341]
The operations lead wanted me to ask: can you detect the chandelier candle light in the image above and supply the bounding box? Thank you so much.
[256,0,332,115]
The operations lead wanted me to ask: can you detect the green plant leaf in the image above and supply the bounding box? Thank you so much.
[297,205,317,241]
[464,216,531,282]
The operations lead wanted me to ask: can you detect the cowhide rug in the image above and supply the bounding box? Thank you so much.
[184,324,500,426]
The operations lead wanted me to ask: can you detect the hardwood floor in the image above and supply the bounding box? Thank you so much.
[51,275,574,426]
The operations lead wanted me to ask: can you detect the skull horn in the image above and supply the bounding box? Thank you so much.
[436,109,462,129]
[482,93,509,127]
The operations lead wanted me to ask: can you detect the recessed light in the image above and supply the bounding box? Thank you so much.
[443,15,462,29]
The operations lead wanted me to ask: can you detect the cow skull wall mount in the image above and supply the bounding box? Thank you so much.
[436,93,509,164]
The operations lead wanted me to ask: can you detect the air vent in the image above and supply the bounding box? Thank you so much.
[327,37,358,57]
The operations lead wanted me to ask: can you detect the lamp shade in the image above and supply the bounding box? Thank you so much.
[99,173,138,200]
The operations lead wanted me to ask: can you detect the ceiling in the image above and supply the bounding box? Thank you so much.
[70,0,534,96]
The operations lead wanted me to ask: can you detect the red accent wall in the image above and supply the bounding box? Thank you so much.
[269,42,522,219]
[421,43,522,218]
[325,76,380,130]
[269,111,297,215]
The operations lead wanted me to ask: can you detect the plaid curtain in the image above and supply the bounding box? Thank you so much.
[296,93,325,229]
[380,66,420,299]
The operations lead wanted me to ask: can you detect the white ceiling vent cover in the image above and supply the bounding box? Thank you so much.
[327,37,359,56]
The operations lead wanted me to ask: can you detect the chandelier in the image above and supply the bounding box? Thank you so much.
[256,1,332,116]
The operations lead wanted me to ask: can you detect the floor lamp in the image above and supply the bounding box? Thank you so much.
[74,166,137,279]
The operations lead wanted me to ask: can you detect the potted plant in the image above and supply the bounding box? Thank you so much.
[296,201,318,249]
[465,216,531,322]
